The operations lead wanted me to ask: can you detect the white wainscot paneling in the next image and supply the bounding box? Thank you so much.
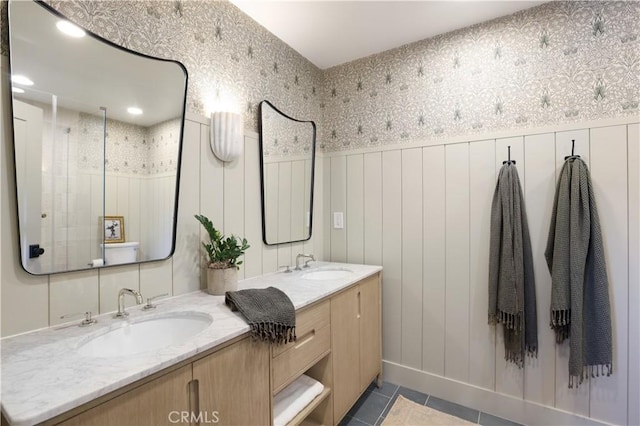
[444,143,470,383]
[99,264,140,314]
[401,148,423,369]
[223,145,245,279]
[523,133,556,406]
[627,123,640,426]
[50,270,99,326]
[140,259,172,300]
[302,158,316,256]
[290,160,306,243]
[346,154,364,264]
[589,125,628,426]
[329,121,638,426]
[363,152,382,266]
[381,150,402,363]
[263,163,279,272]
[277,162,292,253]
[173,120,201,295]
[322,155,332,261]
[243,135,262,278]
[422,145,446,376]
[468,139,496,390]
[330,156,347,262]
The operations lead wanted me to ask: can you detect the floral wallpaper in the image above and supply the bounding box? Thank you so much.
[2,1,639,155]
[322,1,640,151]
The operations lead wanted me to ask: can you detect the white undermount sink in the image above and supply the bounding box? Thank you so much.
[302,268,353,281]
[77,311,213,358]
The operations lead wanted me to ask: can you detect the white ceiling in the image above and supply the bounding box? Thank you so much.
[230,0,547,69]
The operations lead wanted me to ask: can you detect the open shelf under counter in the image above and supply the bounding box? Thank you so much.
[286,387,332,426]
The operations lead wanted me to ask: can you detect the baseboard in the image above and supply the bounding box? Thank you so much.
[382,360,610,426]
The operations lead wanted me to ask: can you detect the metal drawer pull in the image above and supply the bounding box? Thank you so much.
[294,329,316,349]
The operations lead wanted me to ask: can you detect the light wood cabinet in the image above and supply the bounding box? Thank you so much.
[272,300,333,425]
[359,274,382,390]
[331,273,382,424]
[331,284,361,421]
[194,337,271,426]
[45,272,381,426]
[272,300,331,394]
[57,365,192,426]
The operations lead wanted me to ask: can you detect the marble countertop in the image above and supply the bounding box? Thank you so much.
[0,262,381,426]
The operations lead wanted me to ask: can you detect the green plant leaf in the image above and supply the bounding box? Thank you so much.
[194,214,250,268]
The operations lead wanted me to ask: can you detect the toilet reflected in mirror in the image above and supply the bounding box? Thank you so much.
[102,242,140,266]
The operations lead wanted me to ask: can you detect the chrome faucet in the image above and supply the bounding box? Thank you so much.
[114,288,143,318]
[295,253,315,271]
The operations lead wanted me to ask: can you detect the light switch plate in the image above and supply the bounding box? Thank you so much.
[333,212,344,229]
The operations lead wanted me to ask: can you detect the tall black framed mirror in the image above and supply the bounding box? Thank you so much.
[8,0,188,274]
[258,100,316,245]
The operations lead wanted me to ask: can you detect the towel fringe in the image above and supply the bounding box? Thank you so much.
[550,309,571,343]
[504,348,524,368]
[491,310,523,332]
[568,363,612,388]
[248,321,296,344]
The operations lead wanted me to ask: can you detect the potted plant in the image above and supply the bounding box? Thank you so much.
[195,214,250,295]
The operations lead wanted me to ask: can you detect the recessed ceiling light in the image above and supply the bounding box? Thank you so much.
[12,87,25,94]
[127,107,143,115]
[56,20,86,38]
[11,75,34,86]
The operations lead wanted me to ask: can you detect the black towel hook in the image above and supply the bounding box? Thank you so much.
[564,139,581,160]
[503,145,516,165]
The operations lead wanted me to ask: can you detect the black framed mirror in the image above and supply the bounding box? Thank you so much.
[8,0,188,274]
[258,100,316,245]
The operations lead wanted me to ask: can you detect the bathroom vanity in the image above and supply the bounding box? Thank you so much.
[0,263,382,426]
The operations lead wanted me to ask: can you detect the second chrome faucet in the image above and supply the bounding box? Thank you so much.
[114,288,143,318]
[295,253,315,271]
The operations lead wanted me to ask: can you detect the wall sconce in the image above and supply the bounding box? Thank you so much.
[210,112,243,162]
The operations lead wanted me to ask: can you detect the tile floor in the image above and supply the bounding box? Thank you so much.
[339,381,524,426]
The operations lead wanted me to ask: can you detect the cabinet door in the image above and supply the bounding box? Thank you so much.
[59,365,192,426]
[359,274,381,389]
[193,337,270,426]
[331,285,361,423]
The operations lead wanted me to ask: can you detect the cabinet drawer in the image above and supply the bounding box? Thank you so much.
[272,300,330,358]
[272,324,330,393]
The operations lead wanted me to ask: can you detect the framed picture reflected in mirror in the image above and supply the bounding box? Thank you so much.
[104,216,125,243]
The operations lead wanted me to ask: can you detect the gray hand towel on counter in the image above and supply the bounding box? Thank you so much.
[488,162,538,367]
[225,287,297,344]
[545,156,612,388]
